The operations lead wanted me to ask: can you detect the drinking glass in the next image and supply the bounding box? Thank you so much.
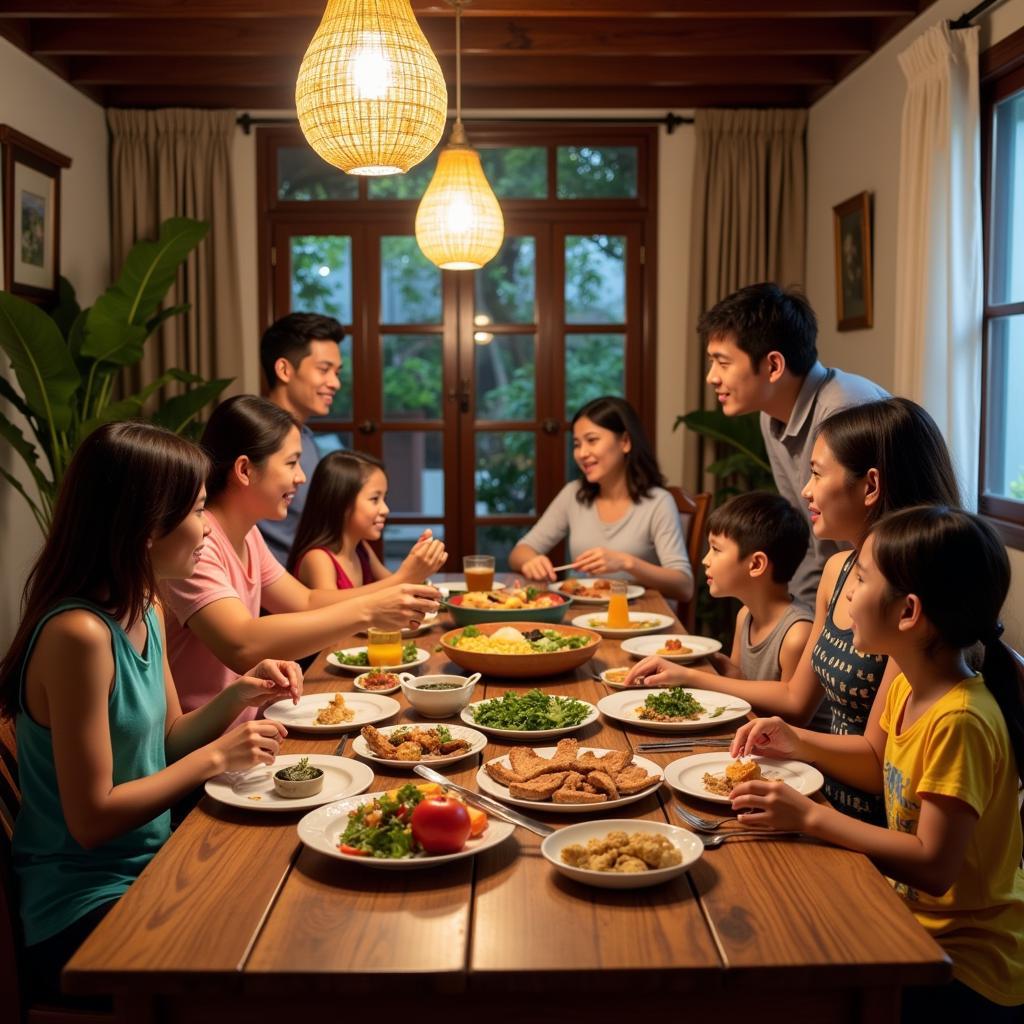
[367,628,403,667]
[606,580,631,629]
[463,554,495,592]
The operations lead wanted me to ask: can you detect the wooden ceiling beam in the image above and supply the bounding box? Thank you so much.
[0,0,921,20]
[70,54,836,88]
[32,17,873,57]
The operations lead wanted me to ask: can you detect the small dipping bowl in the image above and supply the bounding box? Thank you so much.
[401,673,480,718]
[272,764,325,799]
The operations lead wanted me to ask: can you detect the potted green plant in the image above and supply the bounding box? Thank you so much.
[0,217,232,533]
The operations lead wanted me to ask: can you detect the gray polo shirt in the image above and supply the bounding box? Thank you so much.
[760,361,888,606]
[258,421,322,567]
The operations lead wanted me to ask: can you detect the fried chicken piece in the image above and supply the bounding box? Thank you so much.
[394,741,423,761]
[439,739,470,755]
[613,765,656,795]
[484,760,522,787]
[573,749,632,775]
[725,759,761,786]
[613,855,648,873]
[508,747,556,781]
[551,786,607,804]
[508,771,569,801]
[625,834,683,869]
[362,725,401,759]
[558,771,585,792]
[546,737,580,773]
[587,769,620,801]
[408,728,441,754]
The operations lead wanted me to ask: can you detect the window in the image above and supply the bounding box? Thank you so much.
[980,29,1024,547]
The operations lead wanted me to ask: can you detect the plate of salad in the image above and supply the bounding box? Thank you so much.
[461,689,599,739]
[297,782,516,869]
[597,688,751,733]
[327,643,430,673]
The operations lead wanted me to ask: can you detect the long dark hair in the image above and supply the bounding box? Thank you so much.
[817,397,961,534]
[871,505,1024,781]
[202,395,298,500]
[287,450,386,574]
[0,423,209,719]
[571,396,665,507]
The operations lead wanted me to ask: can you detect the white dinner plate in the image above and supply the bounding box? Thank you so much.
[357,611,438,639]
[571,611,674,639]
[597,688,751,733]
[541,819,703,889]
[476,746,663,814]
[351,723,488,768]
[263,692,400,733]
[204,754,374,812]
[297,794,515,869]
[598,667,662,690]
[460,698,599,739]
[326,646,431,673]
[435,580,506,595]
[553,579,644,604]
[663,752,825,805]
[620,634,723,663]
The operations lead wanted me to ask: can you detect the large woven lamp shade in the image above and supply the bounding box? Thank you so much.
[296,0,448,176]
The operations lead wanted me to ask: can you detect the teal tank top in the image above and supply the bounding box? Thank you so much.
[13,600,170,946]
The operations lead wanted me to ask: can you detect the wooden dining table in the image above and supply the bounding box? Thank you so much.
[64,585,949,1023]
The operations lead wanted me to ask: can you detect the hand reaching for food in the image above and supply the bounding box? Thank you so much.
[623,655,687,688]
[729,777,817,831]
[233,659,303,707]
[730,716,802,760]
[399,529,447,582]
[211,719,287,773]
[572,546,630,576]
[520,554,556,582]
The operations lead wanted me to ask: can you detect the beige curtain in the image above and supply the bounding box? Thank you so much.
[682,108,807,490]
[107,108,243,396]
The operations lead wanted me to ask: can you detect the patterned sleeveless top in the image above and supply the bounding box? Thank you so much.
[810,553,888,825]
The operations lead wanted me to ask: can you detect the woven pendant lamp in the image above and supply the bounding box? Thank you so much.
[296,0,448,176]
[415,0,503,270]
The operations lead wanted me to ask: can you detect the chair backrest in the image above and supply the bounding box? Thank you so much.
[0,719,19,841]
[666,486,712,632]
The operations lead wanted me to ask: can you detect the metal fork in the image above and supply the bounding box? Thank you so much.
[699,830,803,848]
[673,802,733,831]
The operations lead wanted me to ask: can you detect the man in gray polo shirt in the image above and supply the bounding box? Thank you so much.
[699,283,888,606]
[257,312,346,565]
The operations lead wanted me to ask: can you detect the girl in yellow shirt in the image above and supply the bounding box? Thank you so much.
[728,505,1024,1019]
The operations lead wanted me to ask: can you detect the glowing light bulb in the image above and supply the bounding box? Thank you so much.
[351,43,391,99]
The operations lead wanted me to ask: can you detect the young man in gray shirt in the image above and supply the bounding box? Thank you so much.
[699,283,888,606]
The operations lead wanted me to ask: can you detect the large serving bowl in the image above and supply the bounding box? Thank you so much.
[442,591,572,627]
[439,621,601,679]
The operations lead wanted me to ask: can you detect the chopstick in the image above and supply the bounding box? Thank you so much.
[549,563,578,573]
[636,738,733,752]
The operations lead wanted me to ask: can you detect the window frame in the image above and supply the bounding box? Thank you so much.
[980,27,1024,549]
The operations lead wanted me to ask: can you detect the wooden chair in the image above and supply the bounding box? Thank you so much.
[0,718,18,843]
[667,486,711,632]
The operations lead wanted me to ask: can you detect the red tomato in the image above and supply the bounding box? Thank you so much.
[410,796,471,854]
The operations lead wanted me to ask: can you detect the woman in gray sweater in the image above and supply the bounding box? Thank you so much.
[509,396,694,602]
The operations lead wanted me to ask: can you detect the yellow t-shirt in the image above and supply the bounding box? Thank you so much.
[880,673,1024,1007]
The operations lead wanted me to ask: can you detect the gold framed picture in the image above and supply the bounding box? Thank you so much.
[832,190,873,331]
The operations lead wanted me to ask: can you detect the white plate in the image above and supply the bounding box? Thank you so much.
[597,688,751,733]
[599,667,661,690]
[297,793,515,869]
[353,671,403,696]
[204,754,374,812]
[571,611,674,638]
[620,634,723,663]
[664,752,825,805]
[460,698,599,739]
[358,611,438,639]
[327,646,431,673]
[436,580,506,595]
[476,746,663,814]
[351,723,488,768]
[263,692,401,733]
[541,819,703,889]
[554,579,644,604]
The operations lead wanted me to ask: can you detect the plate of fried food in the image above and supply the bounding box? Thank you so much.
[597,688,751,733]
[571,611,674,639]
[664,753,825,805]
[554,578,644,604]
[619,634,722,663]
[476,739,663,812]
[352,723,488,768]
[263,692,401,734]
[541,819,703,889]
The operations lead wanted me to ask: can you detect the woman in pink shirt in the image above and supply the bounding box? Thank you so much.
[160,396,441,715]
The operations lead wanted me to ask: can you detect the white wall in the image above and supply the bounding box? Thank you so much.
[0,39,110,649]
[805,0,1024,650]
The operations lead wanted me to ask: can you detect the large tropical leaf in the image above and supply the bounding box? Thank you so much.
[0,407,51,496]
[674,409,771,472]
[48,276,81,340]
[151,376,233,434]
[81,218,209,366]
[0,292,80,432]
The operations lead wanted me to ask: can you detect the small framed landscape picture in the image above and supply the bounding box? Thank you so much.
[0,125,71,304]
[832,190,873,331]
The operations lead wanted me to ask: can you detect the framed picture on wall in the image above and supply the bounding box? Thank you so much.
[832,190,873,331]
[0,125,72,304]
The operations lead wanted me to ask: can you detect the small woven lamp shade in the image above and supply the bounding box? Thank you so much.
[296,0,448,176]
[415,122,504,270]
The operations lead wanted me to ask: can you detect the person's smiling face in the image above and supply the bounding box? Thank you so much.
[348,468,390,542]
[149,489,209,580]
[572,416,630,488]
[249,426,305,521]
[702,532,749,598]
[280,339,342,420]
[801,436,870,544]
[704,334,772,416]
[846,534,902,654]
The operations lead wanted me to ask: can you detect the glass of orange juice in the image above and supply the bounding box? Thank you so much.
[606,580,631,629]
[367,628,403,667]
[463,554,495,592]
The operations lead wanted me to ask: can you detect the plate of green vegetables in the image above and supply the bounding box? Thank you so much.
[460,688,599,738]
[596,688,751,733]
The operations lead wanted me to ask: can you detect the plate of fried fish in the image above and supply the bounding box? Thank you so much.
[476,739,663,812]
[353,723,488,768]
[263,692,401,734]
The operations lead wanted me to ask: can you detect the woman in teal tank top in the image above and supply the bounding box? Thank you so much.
[0,423,303,1004]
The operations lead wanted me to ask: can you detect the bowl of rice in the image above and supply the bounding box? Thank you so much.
[439,621,601,679]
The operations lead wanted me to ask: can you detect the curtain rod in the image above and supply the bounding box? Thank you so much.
[236,112,691,136]
[951,0,1005,30]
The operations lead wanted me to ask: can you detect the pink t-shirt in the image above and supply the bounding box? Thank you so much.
[160,511,285,717]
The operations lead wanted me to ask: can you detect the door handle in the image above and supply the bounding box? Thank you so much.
[459,378,471,414]
[357,419,377,434]
[542,419,560,435]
